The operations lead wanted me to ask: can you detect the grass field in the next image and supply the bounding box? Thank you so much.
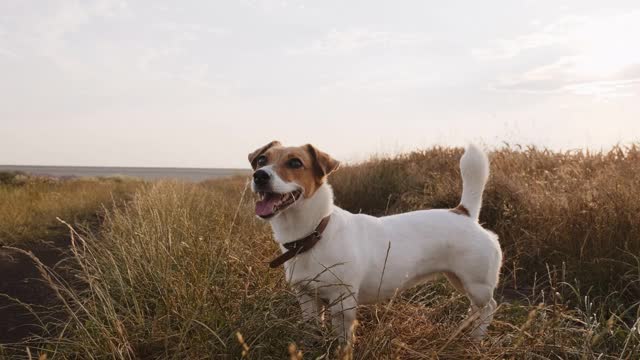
[1,145,639,359]
[0,172,141,245]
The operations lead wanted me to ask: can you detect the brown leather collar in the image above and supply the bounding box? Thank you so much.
[269,215,331,268]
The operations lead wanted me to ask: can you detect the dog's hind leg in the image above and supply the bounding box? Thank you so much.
[465,282,497,339]
[445,272,496,339]
[443,272,465,293]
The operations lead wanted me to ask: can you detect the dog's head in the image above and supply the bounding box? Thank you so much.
[248,141,340,219]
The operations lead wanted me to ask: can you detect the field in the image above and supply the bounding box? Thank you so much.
[0,173,141,245]
[1,145,639,359]
[0,173,143,347]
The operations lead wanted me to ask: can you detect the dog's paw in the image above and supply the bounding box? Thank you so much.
[468,324,489,341]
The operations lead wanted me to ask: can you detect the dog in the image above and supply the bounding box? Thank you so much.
[248,141,502,342]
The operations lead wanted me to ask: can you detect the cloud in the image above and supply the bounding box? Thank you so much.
[472,15,587,61]
[0,0,132,68]
[151,22,228,39]
[0,27,19,59]
[477,11,640,98]
[134,22,229,90]
[564,78,640,98]
[493,60,640,99]
[0,1,228,91]
[494,56,582,92]
[288,28,430,55]
[136,46,221,90]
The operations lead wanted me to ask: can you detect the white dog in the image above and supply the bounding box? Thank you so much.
[248,141,502,342]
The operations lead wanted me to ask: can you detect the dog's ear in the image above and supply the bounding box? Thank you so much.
[248,141,281,169]
[305,144,340,179]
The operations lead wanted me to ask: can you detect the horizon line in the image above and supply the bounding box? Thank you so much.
[0,164,252,171]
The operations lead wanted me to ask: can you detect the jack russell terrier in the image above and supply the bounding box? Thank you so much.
[248,141,502,342]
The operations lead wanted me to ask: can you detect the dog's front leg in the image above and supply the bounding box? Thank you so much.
[329,294,357,343]
[296,291,323,324]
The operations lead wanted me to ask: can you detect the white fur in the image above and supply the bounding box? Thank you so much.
[256,145,502,342]
[459,144,490,221]
[252,165,300,194]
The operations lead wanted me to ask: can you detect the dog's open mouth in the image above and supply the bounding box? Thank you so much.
[255,190,302,218]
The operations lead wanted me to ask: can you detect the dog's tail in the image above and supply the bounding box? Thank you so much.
[458,144,490,221]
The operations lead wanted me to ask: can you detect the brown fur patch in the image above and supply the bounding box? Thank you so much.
[450,204,470,217]
[248,140,281,169]
[255,143,339,198]
[306,144,340,178]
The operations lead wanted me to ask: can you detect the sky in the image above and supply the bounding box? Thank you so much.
[1,0,639,168]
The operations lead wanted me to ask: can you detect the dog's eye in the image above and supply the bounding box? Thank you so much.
[256,155,268,167]
[287,158,303,169]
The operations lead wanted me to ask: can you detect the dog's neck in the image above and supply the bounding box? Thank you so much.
[269,182,334,245]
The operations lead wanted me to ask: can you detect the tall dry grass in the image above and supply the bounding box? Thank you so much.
[2,146,640,359]
[0,173,141,245]
[332,145,640,304]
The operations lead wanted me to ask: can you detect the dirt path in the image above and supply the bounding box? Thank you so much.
[0,234,72,344]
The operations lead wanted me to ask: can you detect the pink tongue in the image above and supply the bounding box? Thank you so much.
[255,194,280,216]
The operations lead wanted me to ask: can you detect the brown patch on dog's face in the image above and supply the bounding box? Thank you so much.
[248,140,281,170]
[251,143,339,198]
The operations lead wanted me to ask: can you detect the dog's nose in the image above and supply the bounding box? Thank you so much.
[253,169,270,186]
